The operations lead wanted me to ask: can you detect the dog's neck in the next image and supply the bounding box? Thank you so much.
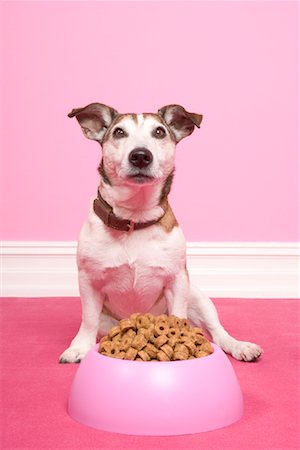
[98,178,167,223]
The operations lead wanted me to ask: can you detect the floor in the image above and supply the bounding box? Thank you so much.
[1,297,299,450]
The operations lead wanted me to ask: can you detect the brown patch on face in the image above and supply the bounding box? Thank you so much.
[159,171,174,203]
[130,114,138,124]
[158,171,178,233]
[143,114,176,142]
[157,172,177,232]
[102,113,138,144]
[113,113,138,126]
[97,159,112,185]
[142,113,165,123]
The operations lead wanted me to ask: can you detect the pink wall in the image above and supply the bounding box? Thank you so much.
[1,1,299,242]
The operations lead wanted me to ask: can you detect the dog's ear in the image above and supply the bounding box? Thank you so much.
[158,105,203,143]
[68,103,118,143]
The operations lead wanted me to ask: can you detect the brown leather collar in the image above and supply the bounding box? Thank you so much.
[93,190,166,232]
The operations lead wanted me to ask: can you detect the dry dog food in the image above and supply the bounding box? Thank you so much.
[99,313,214,361]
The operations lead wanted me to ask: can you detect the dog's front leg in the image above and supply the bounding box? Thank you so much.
[188,285,263,362]
[59,270,103,363]
[165,270,189,318]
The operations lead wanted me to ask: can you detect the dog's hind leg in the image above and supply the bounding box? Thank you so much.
[187,285,263,362]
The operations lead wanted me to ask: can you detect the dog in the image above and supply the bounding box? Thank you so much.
[59,103,263,363]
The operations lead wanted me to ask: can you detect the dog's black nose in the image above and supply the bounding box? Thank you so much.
[129,148,153,169]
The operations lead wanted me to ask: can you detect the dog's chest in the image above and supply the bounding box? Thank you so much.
[79,233,175,284]
[78,225,186,312]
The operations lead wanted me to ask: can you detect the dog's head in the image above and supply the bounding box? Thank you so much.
[68,103,202,186]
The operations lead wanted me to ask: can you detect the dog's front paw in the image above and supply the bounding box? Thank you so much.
[59,345,92,364]
[230,341,263,362]
[213,333,263,362]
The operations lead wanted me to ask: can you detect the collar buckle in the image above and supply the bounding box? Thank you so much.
[127,219,135,233]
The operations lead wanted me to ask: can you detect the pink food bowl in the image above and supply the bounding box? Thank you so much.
[68,344,243,435]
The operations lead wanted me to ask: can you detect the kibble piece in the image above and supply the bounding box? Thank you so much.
[108,326,121,339]
[184,340,197,356]
[180,335,191,344]
[136,314,152,329]
[167,327,179,339]
[137,327,152,340]
[115,351,126,359]
[135,315,144,329]
[169,315,181,328]
[148,323,155,334]
[155,314,168,324]
[157,350,170,361]
[148,333,157,345]
[119,318,134,332]
[173,343,189,360]
[99,340,114,353]
[125,347,138,360]
[178,329,191,340]
[180,318,189,329]
[100,341,120,357]
[131,334,148,351]
[120,335,134,352]
[112,334,122,343]
[100,335,109,344]
[144,312,155,324]
[173,352,186,361]
[143,315,153,329]
[167,336,178,349]
[192,334,206,345]
[160,344,173,360]
[138,350,151,361]
[123,328,136,339]
[130,312,141,320]
[154,321,169,336]
[200,341,214,354]
[195,349,208,358]
[129,313,141,327]
[144,343,159,359]
[155,334,168,348]
[174,342,189,353]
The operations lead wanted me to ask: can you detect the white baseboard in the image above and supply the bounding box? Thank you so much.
[1,241,299,298]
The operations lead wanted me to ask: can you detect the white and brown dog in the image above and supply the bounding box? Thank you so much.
[60,103,263,363]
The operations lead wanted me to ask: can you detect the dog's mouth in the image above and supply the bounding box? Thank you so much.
[127,172,155,184]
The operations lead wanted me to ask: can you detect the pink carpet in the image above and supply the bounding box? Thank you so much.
[1,297,299,449]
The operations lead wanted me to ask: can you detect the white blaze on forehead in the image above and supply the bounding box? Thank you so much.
[137,114,145,127]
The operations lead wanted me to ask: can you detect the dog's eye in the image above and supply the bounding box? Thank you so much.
[153,126,166,139]
[113,127,127,139]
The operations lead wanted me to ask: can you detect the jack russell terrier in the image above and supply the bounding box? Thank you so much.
[59,103,263,363]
